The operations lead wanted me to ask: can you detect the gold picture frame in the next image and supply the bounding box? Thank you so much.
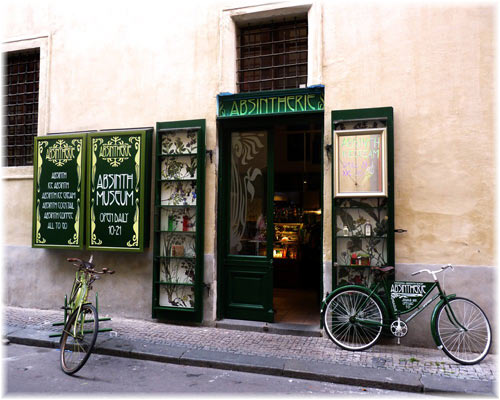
[333,128,388,197]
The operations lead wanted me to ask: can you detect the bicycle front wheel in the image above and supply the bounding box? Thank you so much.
[323,289,384,351]
[435,297,491,365]
[60,304,99,375]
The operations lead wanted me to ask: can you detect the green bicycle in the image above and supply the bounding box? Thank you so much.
[59,256,114,375]
[321,264,492,365]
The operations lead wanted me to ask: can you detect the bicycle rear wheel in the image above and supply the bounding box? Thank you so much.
[435,297,491,365]
[323,289,384,351]
[60,304,98,375]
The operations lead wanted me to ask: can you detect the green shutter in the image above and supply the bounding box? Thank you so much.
[153,120,206,322]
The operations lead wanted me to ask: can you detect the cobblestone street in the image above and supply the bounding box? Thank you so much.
[4,306,496,384]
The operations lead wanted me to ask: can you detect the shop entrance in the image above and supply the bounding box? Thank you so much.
[272,122,322,324]
[218,113,323,325]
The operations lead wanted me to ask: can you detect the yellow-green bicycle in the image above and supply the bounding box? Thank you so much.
[59,256,114,375]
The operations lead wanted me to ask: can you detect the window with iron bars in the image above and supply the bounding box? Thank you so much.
[3,49,40,167]
[237,18,308,93]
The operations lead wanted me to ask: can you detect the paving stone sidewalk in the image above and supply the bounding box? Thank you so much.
[4,306,497,393]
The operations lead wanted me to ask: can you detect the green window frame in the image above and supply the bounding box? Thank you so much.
[152,120,206,322]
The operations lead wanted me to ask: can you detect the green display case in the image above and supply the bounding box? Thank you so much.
[331,108,395,288]
[152,120,205,322]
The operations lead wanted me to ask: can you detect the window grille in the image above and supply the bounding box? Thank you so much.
[237,18,308,93]
[3,49,40,166]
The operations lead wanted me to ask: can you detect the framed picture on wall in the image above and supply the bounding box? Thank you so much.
[333,128,388,197]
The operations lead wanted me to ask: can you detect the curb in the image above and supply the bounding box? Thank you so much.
[5,325,495,395]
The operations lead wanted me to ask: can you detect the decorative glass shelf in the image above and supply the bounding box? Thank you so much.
[157,230,196,234]
[156,205,197,209]
[153,305,195,312]
[335,206,382,210]
[336,235,387,239]
[336,264,391,268]
[156,281,195,286]
[159,152,198,157]
[158,178,197,182]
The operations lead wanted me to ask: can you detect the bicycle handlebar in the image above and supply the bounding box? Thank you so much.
[66,257,115,275]
[411,264,453,280]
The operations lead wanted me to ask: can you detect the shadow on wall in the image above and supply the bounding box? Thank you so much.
[5,245,153,319]
[395,263,496,351]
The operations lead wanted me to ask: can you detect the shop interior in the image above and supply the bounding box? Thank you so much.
[272,121,322,325]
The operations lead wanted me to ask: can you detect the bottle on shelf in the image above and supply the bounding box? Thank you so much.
[365,223,372,237]
[350,253,357,266]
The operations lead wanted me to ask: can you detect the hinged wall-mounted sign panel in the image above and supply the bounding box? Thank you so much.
[32,134,87,249]
[86,129,152,252]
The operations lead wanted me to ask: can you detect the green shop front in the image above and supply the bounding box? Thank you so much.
[216,87,395,325]
[31,87,395,328]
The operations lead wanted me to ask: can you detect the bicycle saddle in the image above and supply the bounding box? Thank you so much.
[371,266,394,272]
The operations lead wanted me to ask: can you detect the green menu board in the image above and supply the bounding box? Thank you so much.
[32,134,86,248]
[86,130,152,252]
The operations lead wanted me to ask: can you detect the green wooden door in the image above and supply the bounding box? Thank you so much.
[219,128,275,322]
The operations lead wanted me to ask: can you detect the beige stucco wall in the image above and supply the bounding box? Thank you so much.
[2,0,223,320]
[322,3,496,267]
[2,1,496,337]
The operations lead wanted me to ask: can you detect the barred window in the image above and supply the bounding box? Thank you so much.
[3,49,40,166]
[237,18,308,93]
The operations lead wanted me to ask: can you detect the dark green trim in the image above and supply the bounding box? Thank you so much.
[32,133,87,249]
[217,87,324,118]
[217,112,324,322]
[330,107,394,290]
[319,120,325,304]
[153,119,205,323]
[85,129,152,252]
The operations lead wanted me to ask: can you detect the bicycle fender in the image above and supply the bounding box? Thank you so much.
[320,285,389,329]
[430,294,457,347]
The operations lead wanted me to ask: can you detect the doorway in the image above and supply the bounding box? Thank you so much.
[218,113,323,325]
[272,121,322,325]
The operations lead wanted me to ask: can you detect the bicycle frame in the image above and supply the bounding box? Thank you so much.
[321,274,467,346]
[377,278,441,324]
[66,270,94,338]
[69,271,91,308]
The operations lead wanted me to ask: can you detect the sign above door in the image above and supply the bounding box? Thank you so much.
[217,87,324,118]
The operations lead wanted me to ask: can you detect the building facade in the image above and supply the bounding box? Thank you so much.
[2,0,496,348]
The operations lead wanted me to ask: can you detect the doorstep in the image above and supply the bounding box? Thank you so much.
[215,319,322,337]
